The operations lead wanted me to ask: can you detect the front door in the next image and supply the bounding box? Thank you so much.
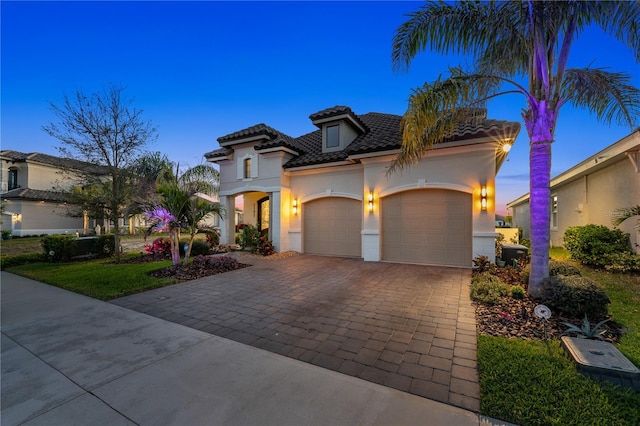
[257,196,270,236]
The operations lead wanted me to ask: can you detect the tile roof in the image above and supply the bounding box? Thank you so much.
[217,123,282,144]
[309,105,368,132]
[2,188,71,202]
[207,106,520,169]
[204,147,234,160]
[0,151,109,175]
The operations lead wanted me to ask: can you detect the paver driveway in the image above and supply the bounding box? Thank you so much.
[111,255,479,411]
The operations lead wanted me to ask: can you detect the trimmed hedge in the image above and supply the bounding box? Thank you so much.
[540,275,610,319]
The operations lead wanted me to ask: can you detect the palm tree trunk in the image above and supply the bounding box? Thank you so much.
[524,99,557,298]
[528,139,551,297]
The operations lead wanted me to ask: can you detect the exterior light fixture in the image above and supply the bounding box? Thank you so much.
[502,143,512,153]
[368,192,374,213]
[481,186,488,211]
[292,199,298,215]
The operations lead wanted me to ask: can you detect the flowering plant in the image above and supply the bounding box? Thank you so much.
[498,312,514,323]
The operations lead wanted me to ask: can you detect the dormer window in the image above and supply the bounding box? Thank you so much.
[326,125,340,148]
[243,157,252,179]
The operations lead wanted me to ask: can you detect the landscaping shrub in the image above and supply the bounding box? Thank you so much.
[540,275,610,319]
[145,238,171,257]
[1,253,45,268]
[549,259,581,276]
[256,237,275,256]
[563,225,630,268]
[94,234,116,257]
[238,224,260,250]
[41,234,77,262]
[510,285,525,299]
[472,255,491,273]
[470,274,509,305]
[602,251,640,273]
[206,232,220,248]
[192,255,240,272]
[179,239,210,256]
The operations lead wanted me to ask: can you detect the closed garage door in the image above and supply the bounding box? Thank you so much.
[382,189,471,267]
[303,197,362,257]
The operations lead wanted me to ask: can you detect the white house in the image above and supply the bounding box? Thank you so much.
[508,129,640,253]
[206,106,520,267]
[0,151,144,236]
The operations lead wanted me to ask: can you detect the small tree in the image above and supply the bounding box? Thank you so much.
[43,83,158,262]
[149,163,224,265]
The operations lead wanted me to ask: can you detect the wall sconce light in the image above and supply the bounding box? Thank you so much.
[502,143,512,153]
[292,199,298,215]
[481,186,488,211]
[368,192,374,213]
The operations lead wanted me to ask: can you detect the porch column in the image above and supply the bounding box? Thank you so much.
[219,195,236,245]
[269,191,282,251]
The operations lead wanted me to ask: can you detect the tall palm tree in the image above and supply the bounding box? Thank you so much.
[392,1,640,297]
[155,163,224,265]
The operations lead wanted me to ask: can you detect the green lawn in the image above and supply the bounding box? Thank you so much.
[6,257,177,300]
[478,248,640,425]
[3,242,638,424]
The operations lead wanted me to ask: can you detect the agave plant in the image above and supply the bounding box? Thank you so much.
[562,315,610,340]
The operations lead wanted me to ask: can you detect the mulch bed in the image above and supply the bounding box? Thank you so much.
[474,283,623,344]
[118,251,300,281]
[147,259,250,281]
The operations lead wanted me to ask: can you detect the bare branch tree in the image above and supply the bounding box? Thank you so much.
[43,83,158,261]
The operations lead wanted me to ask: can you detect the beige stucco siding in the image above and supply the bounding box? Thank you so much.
[3,200,84,236]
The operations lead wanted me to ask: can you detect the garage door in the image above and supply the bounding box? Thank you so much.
[303,197,362,257]
[382,189,471,267]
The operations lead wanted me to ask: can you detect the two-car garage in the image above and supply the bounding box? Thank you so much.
[302,190,472,267]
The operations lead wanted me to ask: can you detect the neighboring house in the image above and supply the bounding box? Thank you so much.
[0,151,142,236]
[507,129,640,253]
[206,106,520,267]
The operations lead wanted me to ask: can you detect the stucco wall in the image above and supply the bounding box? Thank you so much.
[5,200,85,236]
[511,156,640,249]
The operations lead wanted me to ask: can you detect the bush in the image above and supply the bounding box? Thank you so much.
[206,232,220,248]
[511,285,525,299]
[256,237,275,256]
[145,238,171,257]
[1,253,45,268]
[540,275,610,319]
[192,255,240,272]
[563,225,630,268]
[549,259,581,276]
[238,224,260,250]
[470,274,510,305]
[602,251,640,273]
[180,239,210,257]
[41,234,77,262]
[94,234,116,257]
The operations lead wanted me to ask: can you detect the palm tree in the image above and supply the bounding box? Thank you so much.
[154,163,224,265]
[613,205,640,228]
[391,1,640,297]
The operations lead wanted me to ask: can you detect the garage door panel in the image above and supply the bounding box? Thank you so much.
[382,190,471,267]
[304,198,361,257]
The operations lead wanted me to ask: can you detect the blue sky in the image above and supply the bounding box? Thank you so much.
[2,1,639,214]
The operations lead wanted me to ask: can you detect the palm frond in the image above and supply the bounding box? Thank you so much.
[561,68,640,127]
[392,1,508,72]
[389,69,506,172]
[612,205,640,227]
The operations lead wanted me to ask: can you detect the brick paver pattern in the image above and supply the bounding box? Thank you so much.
[111,255,479,411]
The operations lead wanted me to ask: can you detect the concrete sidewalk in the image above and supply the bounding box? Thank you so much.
[1,272,510,425]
